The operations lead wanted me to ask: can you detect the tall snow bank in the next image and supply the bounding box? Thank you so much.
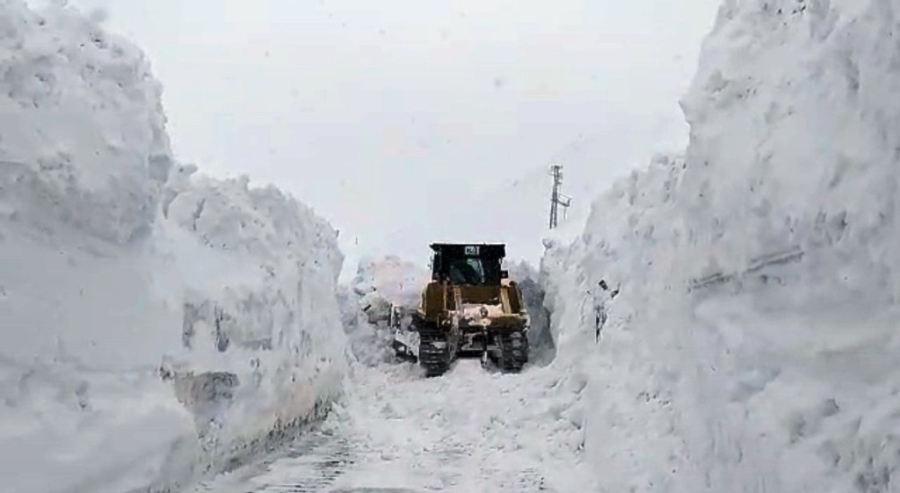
[157,170,347,468]
[0,4,195,492]
[543,1,900,491]
[541,154,693,492]
[0,2,347,491]
[0,0,170,245]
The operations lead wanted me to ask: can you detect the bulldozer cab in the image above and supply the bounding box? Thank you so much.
[430,243,506,286]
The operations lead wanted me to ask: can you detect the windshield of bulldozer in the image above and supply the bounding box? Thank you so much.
[432,247,503,286]
[447,257,487,285]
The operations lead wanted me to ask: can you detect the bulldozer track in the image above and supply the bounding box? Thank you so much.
[417,330,452,377]
[496,332,528,372]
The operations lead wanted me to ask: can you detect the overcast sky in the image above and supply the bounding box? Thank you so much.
[45,0,721,276]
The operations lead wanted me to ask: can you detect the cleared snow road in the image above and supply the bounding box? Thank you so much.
[188,360,592,493]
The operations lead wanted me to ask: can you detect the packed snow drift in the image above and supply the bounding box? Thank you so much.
[0,2,347,492]
[542,1,900,491]
[351,255,431,320]
[337,255,430,367]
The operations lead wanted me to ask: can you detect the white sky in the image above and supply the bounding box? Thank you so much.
[44,0,721,277]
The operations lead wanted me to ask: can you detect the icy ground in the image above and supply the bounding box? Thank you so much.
[185,360,594,493]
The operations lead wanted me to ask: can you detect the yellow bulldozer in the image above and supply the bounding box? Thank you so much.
[391,243,529,376]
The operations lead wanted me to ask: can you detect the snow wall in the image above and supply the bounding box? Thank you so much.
[542,1,900,491]
[0,3,348,492]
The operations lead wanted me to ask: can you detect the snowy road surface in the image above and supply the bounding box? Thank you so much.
[188,360,592,493]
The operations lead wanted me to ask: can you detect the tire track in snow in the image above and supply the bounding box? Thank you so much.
[188,429,358,493]
[186,360,589,492]
[247,439,354,493]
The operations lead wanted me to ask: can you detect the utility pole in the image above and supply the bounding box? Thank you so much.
[548,164,572,229]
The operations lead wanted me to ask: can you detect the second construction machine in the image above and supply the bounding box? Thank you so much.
[390,243,529,376]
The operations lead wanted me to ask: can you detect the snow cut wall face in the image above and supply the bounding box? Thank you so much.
[160,171,348,455]
[543,1,900,491]
[680,0,900,291]
[0,0,171,243]
[0,3,348,492]
[0,4,195,492]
